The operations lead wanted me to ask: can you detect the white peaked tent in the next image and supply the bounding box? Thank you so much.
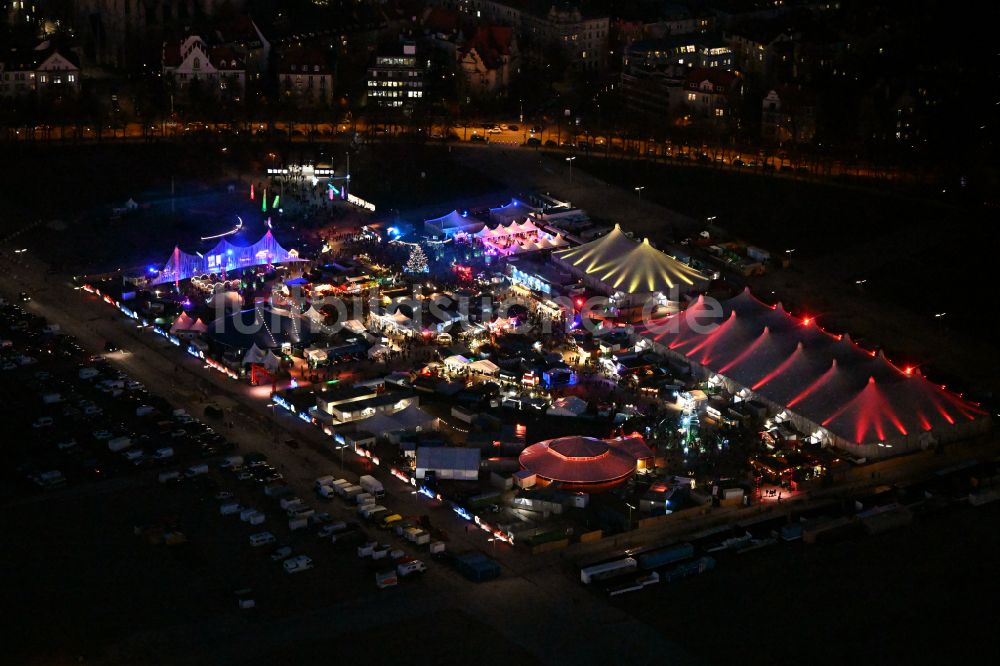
[444,355,471,371]
[243,343,267,365]
[304,306,327,326]
[344,319,367,335]
[170,311,196,333]
[306,347,328,363]
[263,351,283,372]
[469,359,500,375]
[368,343,390,358]
[519,218,540,234]
[547,395,589,417]
[189,318,209,334]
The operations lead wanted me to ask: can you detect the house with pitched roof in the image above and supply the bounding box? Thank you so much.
[162,35,245,98]
[1,43,81,97]
[458,26,518,95]
[277,46,334,106]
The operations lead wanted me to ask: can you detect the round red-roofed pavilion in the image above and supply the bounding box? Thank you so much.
[518,436,652,492]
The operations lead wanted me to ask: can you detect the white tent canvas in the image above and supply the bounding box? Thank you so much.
[243,343,267,365]
[263,351,283,372]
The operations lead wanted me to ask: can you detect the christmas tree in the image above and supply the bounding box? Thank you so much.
[405,244,429,273]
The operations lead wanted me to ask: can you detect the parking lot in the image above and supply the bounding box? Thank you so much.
[0,298,540,663]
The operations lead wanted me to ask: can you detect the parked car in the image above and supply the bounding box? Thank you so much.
[270,546,293,561]
[249,532,276,547]
[283,555,314,574]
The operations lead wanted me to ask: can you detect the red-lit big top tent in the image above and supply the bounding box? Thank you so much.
[518,435,653,492]
[634,288,990,458]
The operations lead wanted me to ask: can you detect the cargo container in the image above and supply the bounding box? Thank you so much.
[467,490,502,509]
[608,572,660,597]
[637,543,694,570]
[580,557,638,584]
[454,552,500,582]
[664,556,715,583]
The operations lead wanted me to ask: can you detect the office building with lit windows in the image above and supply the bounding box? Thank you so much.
[366,42,424,114]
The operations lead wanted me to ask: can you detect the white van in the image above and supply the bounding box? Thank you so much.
[397,559,428,577]
[314,475,335,489]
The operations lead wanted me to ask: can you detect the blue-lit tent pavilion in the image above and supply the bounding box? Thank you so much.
[150,231,304,285]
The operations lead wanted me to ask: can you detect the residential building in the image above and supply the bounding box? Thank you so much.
[761,87,816,143]
[620,65,684,121]
[624,35,732,71]
[5,0,38,26]
[162,35,245,99]
[1,45,81,97]
[641,4,715,38]
[278,46,334,106]
[446,1,608,72]
[73,0,245,67]
[681,67,742,119]
[366,41,424,114]
[213,15,270,77]
[458,26,517,96]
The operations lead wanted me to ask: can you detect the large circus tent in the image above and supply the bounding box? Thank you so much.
[635,288,990,458]
[149,231,304,285]
[518,435,653,492]
[552,225,709,305]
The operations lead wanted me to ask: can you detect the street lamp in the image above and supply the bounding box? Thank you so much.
[626,502,636,528]
[566,156,576,183]
[635,186,645,202]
